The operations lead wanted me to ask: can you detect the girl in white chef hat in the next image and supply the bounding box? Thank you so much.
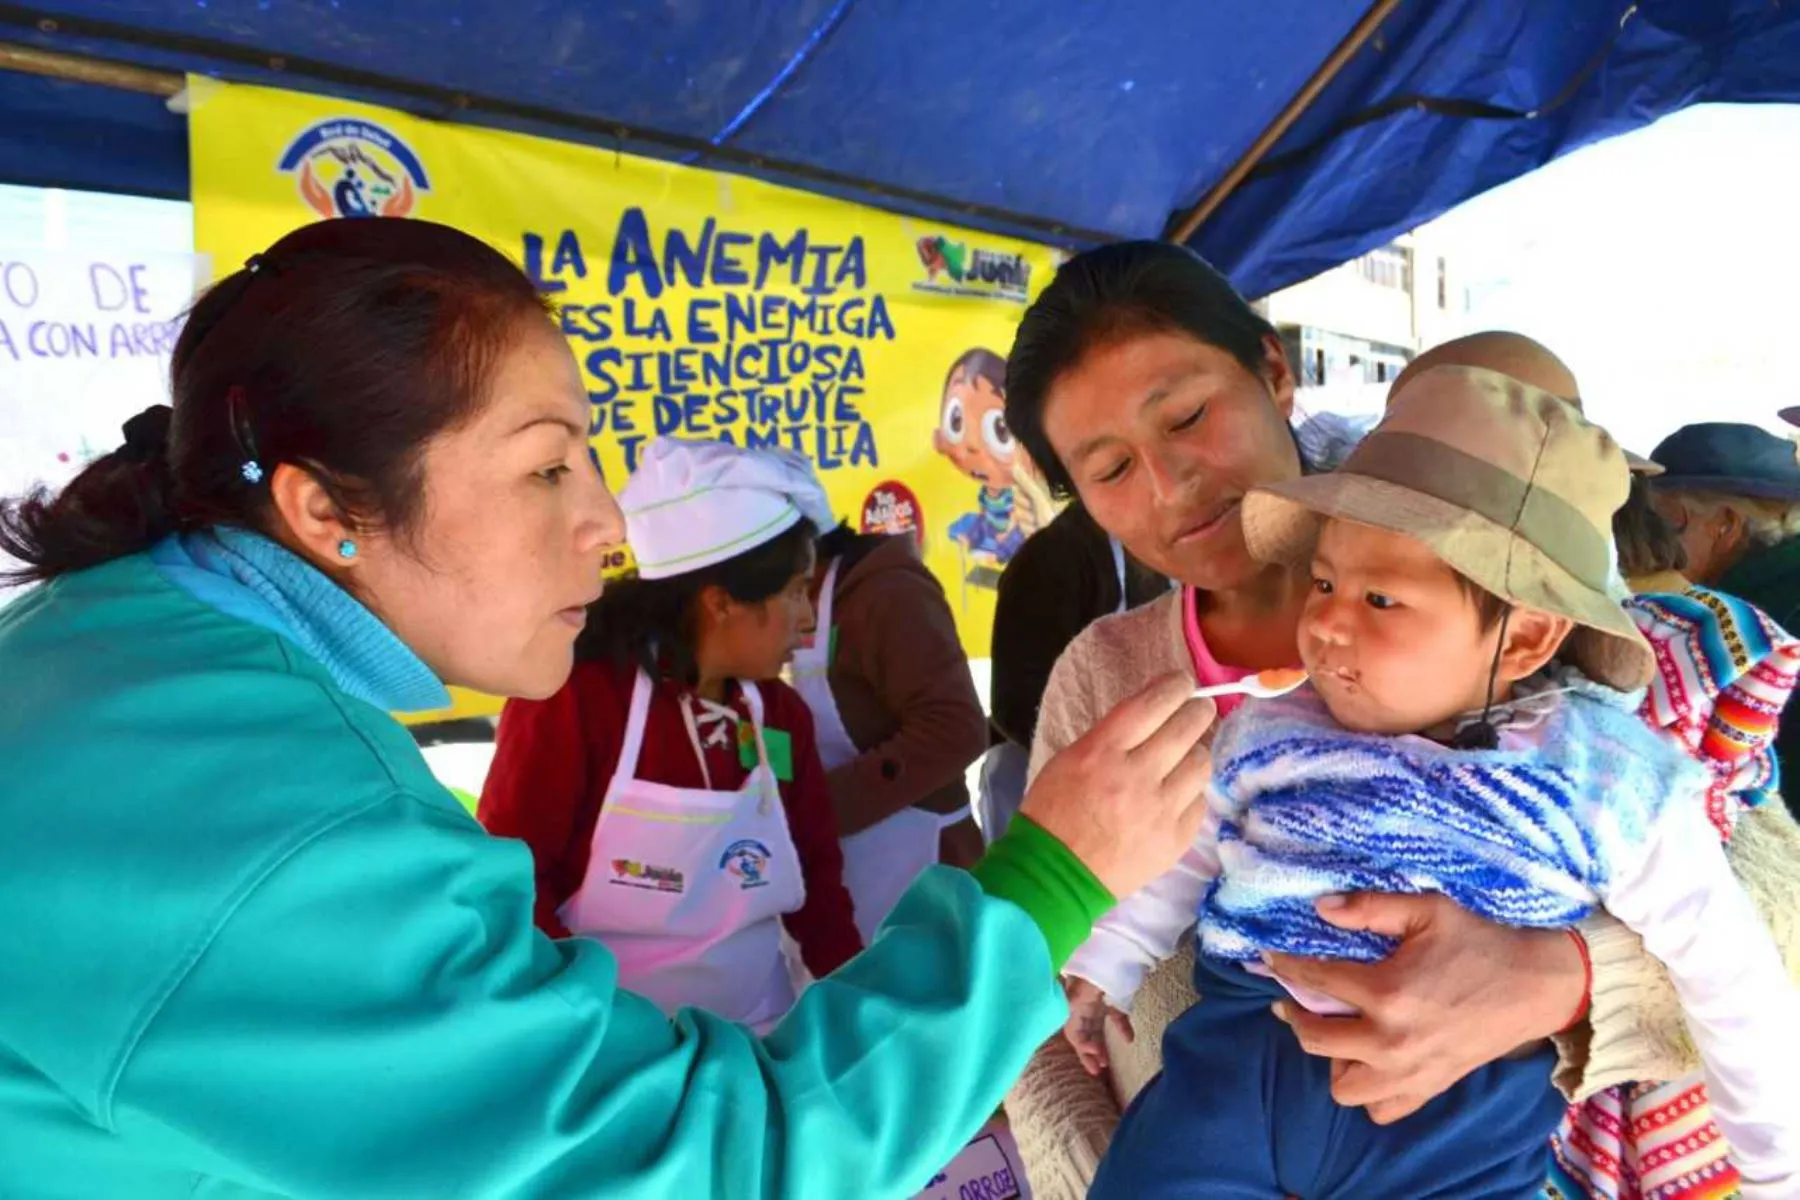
[480,437,862,1032]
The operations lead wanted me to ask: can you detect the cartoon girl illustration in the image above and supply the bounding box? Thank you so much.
[932,348,1054,569]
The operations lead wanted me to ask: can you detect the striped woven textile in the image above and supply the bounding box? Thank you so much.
[1549,1079,1743,1200]
[1547,586,1800,1200]
[1628,588,1800,839]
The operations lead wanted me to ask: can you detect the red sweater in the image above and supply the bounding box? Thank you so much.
[479,659,862,980]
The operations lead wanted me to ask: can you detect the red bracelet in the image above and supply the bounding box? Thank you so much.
[1560,927,1593,1033]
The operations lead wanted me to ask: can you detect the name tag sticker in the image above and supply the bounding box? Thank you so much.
[914,1130,1026,1200]
[738,723,795,782]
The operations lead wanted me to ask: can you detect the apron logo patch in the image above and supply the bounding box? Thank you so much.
[609,859,685,893]
[720,839,773,889]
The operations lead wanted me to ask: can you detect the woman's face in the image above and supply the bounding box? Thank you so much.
[934,369,1019,490]
[1041,331,1298,589]
[352,321,624,700]
[703,546,818,683]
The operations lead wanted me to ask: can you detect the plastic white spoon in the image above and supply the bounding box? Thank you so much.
[1192,668,1309,701]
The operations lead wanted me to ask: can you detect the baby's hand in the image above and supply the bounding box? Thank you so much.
[1063,977,1134,1077]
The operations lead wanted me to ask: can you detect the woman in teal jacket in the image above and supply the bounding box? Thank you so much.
[0,218,1215,1199]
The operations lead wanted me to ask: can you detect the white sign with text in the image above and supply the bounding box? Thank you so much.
[0,250,205,604]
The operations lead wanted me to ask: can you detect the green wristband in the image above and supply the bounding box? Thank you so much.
[969,815,1115,969]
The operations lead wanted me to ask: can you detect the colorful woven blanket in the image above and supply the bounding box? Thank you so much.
[1629,588,1800,839]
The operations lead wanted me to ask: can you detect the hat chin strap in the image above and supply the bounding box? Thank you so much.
[1450,609,1512,752]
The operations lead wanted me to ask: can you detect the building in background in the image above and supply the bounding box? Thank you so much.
[1263,230,1467,388]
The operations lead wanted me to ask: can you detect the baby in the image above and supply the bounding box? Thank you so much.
[1068,366,1800,1200]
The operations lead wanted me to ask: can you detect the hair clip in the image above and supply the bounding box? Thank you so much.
[226,385,266,487]
[244,254,266,275]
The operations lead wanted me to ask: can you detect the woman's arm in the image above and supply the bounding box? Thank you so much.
[1006,641,1139,1197]
[1265,894,1587,1122]
[111,791,1081,1199]
[1599,797,1800,1194]
[779,702,864,976]
[1569,798,1800,1095]
[1265,798,1800,1121]
[111,678,1211,1199]
[479,684,603,939]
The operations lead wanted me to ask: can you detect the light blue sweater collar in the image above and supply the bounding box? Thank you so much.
[148,528,450,714]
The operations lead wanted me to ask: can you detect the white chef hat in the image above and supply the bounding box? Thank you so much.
[620,437,836,580]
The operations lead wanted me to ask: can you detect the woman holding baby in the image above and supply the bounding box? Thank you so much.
[999,241,1800,1199]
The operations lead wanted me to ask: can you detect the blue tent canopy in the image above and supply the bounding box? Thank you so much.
[1,0,1796,297]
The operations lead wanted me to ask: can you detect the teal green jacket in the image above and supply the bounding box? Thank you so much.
[0,533,1108,1198]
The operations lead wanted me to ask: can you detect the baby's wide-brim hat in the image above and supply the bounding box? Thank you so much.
[1244,365,1654,692]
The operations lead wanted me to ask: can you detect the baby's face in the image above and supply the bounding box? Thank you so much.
[1299,519,1504,735]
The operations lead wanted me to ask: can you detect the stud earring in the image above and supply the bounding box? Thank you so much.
[337,539,358,560]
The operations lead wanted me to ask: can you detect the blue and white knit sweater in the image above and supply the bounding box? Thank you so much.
[1199,673,1712,964]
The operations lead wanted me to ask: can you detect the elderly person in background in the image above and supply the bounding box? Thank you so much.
[1649,422,1800,814]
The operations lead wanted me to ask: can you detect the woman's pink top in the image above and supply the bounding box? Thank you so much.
[1182,585,1260,720]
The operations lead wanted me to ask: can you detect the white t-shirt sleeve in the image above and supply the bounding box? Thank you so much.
[1063,808,1222,1013]
[1599,796,1800,1196]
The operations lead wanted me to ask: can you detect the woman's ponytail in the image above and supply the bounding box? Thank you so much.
[0,405,180,584]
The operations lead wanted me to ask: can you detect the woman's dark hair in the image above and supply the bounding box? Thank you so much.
[1004,241,1279,497]
[1615,472,1688,578]
[0,218,552,584]
[578,518,817,682]
[945,347,1007,398]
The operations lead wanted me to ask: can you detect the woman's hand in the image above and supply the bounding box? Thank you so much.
[1063,977,1133,1077]
[1266,893,1586,1124]
[1019,674,1215,898]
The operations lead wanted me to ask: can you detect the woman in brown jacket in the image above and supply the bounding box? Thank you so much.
[791,521,990,940]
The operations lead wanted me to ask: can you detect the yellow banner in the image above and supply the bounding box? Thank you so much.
[189,78,1062,720]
